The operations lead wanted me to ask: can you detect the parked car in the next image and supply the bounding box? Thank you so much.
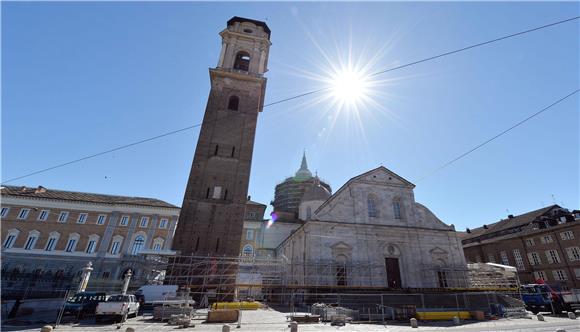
[59,292,107,319]
[95,294,140,323]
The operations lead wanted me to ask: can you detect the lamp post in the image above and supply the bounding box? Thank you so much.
[122,269,133,295]
[77,262,93,293]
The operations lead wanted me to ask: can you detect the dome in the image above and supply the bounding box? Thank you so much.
[301,183,331,202]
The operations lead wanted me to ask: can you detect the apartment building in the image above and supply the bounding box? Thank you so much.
[1,185,179,293]
[462,205,580,289]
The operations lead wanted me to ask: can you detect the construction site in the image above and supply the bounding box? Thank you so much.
[6,252,580,332]
[149,253,526,318]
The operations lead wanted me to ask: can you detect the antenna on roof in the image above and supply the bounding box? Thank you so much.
[551,194,556,204]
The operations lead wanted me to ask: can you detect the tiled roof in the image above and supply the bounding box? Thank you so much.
[1,185,179,209]
[246,199,266,207]
[463,205,558,241]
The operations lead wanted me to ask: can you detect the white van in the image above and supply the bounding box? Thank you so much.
[134,285,178,304]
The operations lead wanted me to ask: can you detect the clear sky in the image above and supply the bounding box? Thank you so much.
[2,2,578,230]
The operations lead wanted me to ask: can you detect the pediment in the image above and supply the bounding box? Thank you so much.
[429,247,448,255]
[355,167,414,188]
[330,241,353,250]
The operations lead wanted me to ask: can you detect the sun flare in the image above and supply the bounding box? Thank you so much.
[329,68,371,105]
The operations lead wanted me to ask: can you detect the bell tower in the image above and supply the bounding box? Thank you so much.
[172,17,271,256]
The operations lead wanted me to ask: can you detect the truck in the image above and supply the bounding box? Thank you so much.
[520,283,580,314]
[95,294,140,323]
[134,285,178,304]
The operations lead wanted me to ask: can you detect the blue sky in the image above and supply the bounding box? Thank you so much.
[2,2,578,230]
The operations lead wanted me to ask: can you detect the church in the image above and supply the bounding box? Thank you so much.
[275,166,468,289]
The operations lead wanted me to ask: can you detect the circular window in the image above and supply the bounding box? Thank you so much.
[243,28,253,34]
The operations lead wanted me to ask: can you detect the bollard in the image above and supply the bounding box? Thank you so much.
[410,318,418,328]
[537,313,544,321]
[222,325,230,332]
[452,316,460,325]
[567,311,576,320]
[40,326,53,332]
[125,328,135,332]
[290,321,298,332]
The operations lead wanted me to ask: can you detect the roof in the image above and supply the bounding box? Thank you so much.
[246,199,266,207]
[1,185,179,209]
[301,184,331,202]
[227,16,271,37]
[463,205,559,241]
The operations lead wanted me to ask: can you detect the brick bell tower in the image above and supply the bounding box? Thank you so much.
[172,17,271,256]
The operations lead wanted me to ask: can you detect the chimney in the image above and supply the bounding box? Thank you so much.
[508,214,514,219]
[483,224,488,229]
[466,228,471,233]
[247,195,251,201]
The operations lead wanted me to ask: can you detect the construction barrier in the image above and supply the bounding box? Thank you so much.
[211,301,261,310]
[416,311,471,320]
[207,309,239,323]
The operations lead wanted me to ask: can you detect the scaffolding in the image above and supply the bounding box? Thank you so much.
[144,254,520,306]
[467,263,520,290]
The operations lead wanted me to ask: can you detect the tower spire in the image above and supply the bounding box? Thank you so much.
[295,150,312,179]
[300,150,308,170]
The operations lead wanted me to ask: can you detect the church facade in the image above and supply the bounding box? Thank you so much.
[276,166,468,289]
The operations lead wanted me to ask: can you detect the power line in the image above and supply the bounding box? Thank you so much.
[370,16,580,77]
[2,125,200,184]
[414,88,580,183]
[2,16,578,185]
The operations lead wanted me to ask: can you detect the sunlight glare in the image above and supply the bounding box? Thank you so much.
[329,68,371,106]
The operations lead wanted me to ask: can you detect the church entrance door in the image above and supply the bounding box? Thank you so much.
[385,258,402,288]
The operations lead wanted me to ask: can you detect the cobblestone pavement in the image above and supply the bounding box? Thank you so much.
[2,309,579,332]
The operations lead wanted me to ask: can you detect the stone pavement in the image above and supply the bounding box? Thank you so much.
[2,309,579,332]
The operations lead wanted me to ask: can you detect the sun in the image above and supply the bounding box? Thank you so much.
[329,67,371,106]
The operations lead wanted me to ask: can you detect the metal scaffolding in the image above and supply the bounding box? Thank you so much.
[145,254,519,304]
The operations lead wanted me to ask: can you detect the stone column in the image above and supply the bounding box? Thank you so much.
[77,262,93,293]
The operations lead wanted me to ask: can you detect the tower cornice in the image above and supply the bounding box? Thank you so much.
[219,30,272,46]
[209,67,266,83]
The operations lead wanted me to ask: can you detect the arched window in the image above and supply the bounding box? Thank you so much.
[242,244,254,256]
[234,51,250,71]
[367,195,378,217]
[393,199,402,219]
[131,235,145,255]
[152,237,165,251]
[228,96,239,111]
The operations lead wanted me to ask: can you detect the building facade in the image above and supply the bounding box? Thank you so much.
[172,17,272,256]
[462,205,580,289]
[276,166,468,289]
[1,185,179,296]
[240,198,268,257]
